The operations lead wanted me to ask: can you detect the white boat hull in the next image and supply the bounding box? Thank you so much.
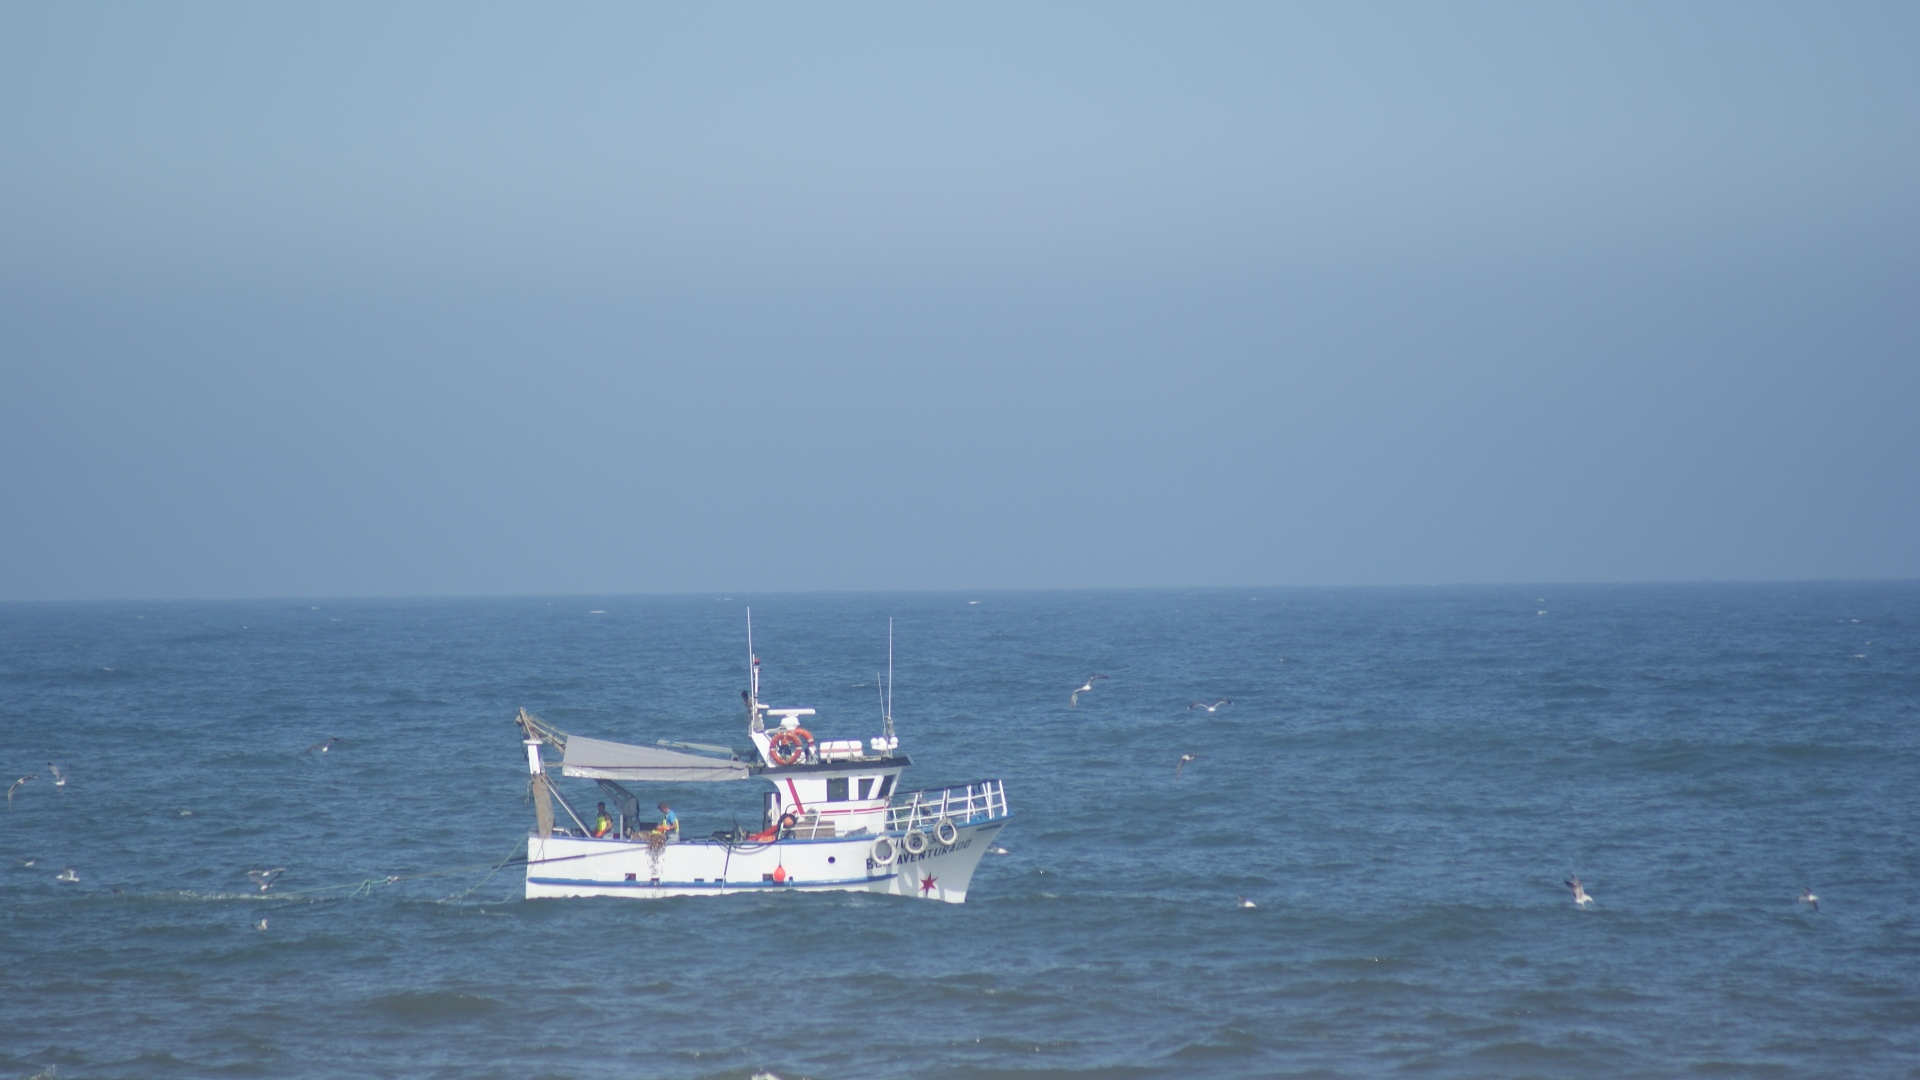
[525,817,1007,904]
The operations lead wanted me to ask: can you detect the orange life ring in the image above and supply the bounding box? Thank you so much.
[768,727,813,765]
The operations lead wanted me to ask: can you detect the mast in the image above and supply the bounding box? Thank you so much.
[746,608,763,733]
[884,617,896,746]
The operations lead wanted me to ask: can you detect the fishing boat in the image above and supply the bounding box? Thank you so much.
[514,619,1009,903]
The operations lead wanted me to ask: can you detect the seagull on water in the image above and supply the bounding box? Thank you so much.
[1175,753,1197,777]
[1188,699,1231,713]
[302,737,337,755]
[1799,888,1819,912]
[1237,895,1257,909]
[1070,675,1108,707]
[988,845,1011,855]
[1565,876,1594,908]
[7,774,35,808]
[45,763,67,787]
[247,868,286,892]
[254,918,269,931]
[56,867,79,883]
[22,857,39,868]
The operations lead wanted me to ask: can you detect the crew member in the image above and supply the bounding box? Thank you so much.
[591,802,613,838]
[651,802,679,840]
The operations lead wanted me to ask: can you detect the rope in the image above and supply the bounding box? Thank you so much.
[260,832,725,902]
[270,840,529,901]
[442,838,529,903]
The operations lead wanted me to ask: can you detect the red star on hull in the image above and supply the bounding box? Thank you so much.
[919,874,938,895]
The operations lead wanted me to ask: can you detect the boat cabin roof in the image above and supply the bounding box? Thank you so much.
[752,755,912,777]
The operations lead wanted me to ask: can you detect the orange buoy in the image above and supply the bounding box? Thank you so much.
[772,865,788,883]
[769,727,813,765]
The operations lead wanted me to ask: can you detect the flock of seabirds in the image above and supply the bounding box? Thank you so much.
[8,675,1828,920]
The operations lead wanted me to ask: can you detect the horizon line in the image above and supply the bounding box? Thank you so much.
[3,576,1916,606]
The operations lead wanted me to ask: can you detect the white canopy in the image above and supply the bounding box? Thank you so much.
[559,735,750,783]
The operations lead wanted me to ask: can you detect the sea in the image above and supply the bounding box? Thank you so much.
[2,584,1916,1079]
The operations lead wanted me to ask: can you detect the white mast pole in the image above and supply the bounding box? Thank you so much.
[884,617,896,746]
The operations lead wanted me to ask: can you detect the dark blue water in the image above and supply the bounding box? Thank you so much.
[3,584,1917,1078]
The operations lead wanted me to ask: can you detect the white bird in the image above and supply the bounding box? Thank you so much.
[1188,699,1231,713]
[1175,753,1197,777]
[22,856,39,868]
[1237,895,1257,909]
[254,918,269,931]
[1799,888,1819,912]
[56,867,79,883]
[45,763,67,787]
[303,737,337,754]
[1566,876,1594,907]
[1070,675,1109,707]
[247,868,286,892]
[7,774,34,807]
[988,846,1011,855]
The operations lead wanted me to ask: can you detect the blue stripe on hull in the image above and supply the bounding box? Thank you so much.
[527,873,895,890]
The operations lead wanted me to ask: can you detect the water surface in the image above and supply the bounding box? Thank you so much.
[2,584,1916,1077]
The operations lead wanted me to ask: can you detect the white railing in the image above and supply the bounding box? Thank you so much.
[885,779,1008,833]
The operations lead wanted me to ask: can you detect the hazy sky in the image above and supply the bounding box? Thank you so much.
[3,3,1916,600]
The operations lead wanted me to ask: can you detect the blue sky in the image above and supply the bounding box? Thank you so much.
[2,3,1916,599]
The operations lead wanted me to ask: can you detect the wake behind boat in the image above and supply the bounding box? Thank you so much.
[515,618,1009,903]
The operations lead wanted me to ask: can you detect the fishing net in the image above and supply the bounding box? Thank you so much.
[646,829,667,877]
[517,709,564,839]
[530,773,555,838]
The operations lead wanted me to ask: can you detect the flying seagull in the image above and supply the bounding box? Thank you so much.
[7,774,35,808]
[1237,895,1257,909]
[1565,876,1594,908]
[56,867,79,883]
[1070,675,1109,707]
[247,868,287,892]
[1799,888,1819,912]
[45,763,67,787]
[1175,753,1197,778]
[302,737,337,755]
[1188,699,1231,713]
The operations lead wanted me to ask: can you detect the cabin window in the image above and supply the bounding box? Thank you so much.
[857,777,875,800]
[876,774,896,799]
[826,777,849,802]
